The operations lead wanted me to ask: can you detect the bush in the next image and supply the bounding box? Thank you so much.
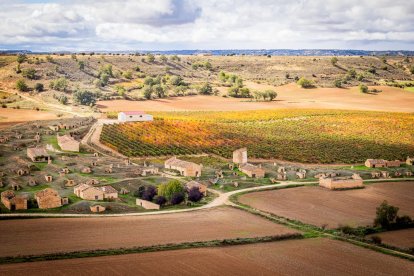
[154,84,166,98]
[188,187,203,202]
[49,77,68,91]
[410,65,414,74]
[123,70,133,79]
[370,235,382,244]
[16,79,28,91]
[297,77,313,88]
[78,61,85,70]
[359,84,368,93]
[134,185,146,198]
[170,192,185,205]
[146,53,155,63]
[73,89,96,106]
[16,54,27,64]
[374,200,399,229]
[198,82,213,95]
[331,57,338,65]
[155,196,167,206]
[142,185,157,201]
[22,68,36,79]
[160,55,168,63]
[143,86,153,100]
[34,83,44,92]
[334,79,342,88]
[367,67,376,74]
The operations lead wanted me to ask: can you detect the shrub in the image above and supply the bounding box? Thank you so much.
[143,86,153,99]
[331,57,338,65]
[297,77,313,88]
[170,192,185,205]
[16,54,27,64]
[198,82,213,95]
[22,68,36,79]
[160,55,168,63]
[142,185,157,201]
[99,73,109,86]
[73,89,96,106]
[334,79,342,88]
[78,61,85,70]
[155,195,167,206]
[16,79,28,91]
[188,187,203,202]
[146,53,155,63]
[356,74,364,81]
[34,83,44,92]
[99,64,113,77]
[45,55,54,63]
[359,84,368,93]
[370,235,382,244]
[367,67,376,74]
[134,185,146,198]
[395,215,413,227]
[123,70,133,79]
[347,69,356,78]
[374,200,399,229]
[49,77,68,91]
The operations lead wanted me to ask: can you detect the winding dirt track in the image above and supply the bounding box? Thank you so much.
[1,238,413,276]
[239,181,414,228]
[0,206,297,258]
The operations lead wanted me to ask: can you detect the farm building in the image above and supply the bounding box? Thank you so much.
[136,199,160,210]
[135,166,159,176]
[406,156,414,166]
[1,190,27,210]
[233,148,248,164]
[239,163,265,178]
[319,174,363,190]
[118,111,153,122]
[165,157,202,177]
[27,147,50,162]
[365,159,402,168]
[90,205,105,213]
[57,135,80,152]
[35,188,63,209]
[74,184,118,200]
[185,180,208,196]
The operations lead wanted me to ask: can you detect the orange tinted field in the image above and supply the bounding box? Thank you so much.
[0,207,298,257]
[0,108,59,128]
[368,228,414,249]
[1,238,413,276]
[239,182,414,228]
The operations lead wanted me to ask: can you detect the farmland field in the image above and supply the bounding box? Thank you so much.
[1,238,413,276]
[0,206,298,257]
[367,228,414,249]
[238,181,414,228]
[100,109,414,163]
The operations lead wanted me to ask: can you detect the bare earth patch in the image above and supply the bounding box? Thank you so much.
[0,108,59,128]
[97,84,414,112]
[1,238,413,276]
[0,206,298,257]
[368,228,414,250]
[239,182,414,228]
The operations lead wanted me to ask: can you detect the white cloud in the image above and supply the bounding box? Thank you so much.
[0,0,413,51]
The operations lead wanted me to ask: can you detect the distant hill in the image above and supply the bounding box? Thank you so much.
[1,49,414,56]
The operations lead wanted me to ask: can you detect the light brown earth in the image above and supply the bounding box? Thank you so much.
[1,238,413,276]
[368,228,414,249]
[0,108,59,128]
[97,83,414,112]
[239,182,414,228]
[0,206,298,257]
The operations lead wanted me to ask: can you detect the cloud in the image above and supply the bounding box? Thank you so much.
[0,0,413,51]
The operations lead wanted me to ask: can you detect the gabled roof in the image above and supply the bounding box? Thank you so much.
[100,185,117,194]
[57,135,78,144]
[239,163,264,172]
[27,147,49,157]
[165,157,200,169]
[35,188,60,199]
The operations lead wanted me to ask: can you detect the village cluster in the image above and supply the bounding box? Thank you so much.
[0,112,413,214]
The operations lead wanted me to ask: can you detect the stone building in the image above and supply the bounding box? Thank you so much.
[185,180,208,196]
[136,199,160,210]
[57,134,80,152]
[1,190,27,210]
[239,163,265,178]
[165,157,202,177]
[365,159,401,168]
[27,147,50,162]
[406,156,414,166]
[35,188,63,209]
[319,174,363,190]
[233,148,248,164]
[74,184,118,200]
[90,204,106,213]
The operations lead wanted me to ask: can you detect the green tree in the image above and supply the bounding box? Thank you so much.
[198,82,213,95]
[265,90,277,101]
[99,64,113,77]
[16,79,28,92]
[144,76,154,86]
[331,57,338,65]
[154,84,166,98]
[297,77,313,88]
[16,54,27,64]
[359,84,368,93]
[374,201,399,229]
[143,85,153,99]
[100,73,109,86]
[22,68,36,79]
[73,89,96,106]
[45,55,54,63]
[204,61,212,70]
[348,68,357,78]
[157,180,184,200]
[50,77,68,91]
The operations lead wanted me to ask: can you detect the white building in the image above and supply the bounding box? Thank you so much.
[118,111,153,122]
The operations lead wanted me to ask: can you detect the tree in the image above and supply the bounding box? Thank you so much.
[143,85,153,100]
[16,54,27,64]
[144,76,154,86]
[170,192,185,205]
[78,61,85,70]
[198,82,213,95]
[134,185,146,198]
[169,75,184,86]
[146,53,155,63]
[34,83,44,92]
[297,77,313,88]
[142,185,157,201]
[99,64,113,77]
[331,57,338,65]
[158,180,185,200]
[154,84,166,98]
[359,84,368,93]
[265,90,277,101]
[49,77,68,91]
[16,79,28,92]
[73,89,96,106]
[22,68,36,79]
[374,201,399,229]
[155,195,167,206]
[100,73,109,86]
[188,187,203,202]
[334,79,342,88]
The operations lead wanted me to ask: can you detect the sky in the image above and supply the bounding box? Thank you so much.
[0,0,413,51]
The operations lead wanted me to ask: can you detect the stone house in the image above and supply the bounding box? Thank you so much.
[82,167,92,174]
[365,159,402,168]
[90,204,106,213]
[16,167,30,176]
[165,157,202,177]
[185,180,208,196]
[135,166,159,176]
[100,186,118,199]
[57,134,80,152]
[136,199,160,210]
[28,178,37,187]
[35,188,63,209]
[1,190,27,210]
[319,174,363,190]
[239,163,265,178]
[371,171,381,178]
[296,169,307,179]
[233,148,248,164]
[74,184,118,200]
[45,175,53,182]
[406,156,413,166]
[27,147,50,162]
[277,172,287,180]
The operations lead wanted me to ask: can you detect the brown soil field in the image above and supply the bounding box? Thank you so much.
[239,182,414,228]
[1,238,413,276]
[0,206,298,257]
[0,108,59,128]
[97,83,414,112]
[368,228,414,249]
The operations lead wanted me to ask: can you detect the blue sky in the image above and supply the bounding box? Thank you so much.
[1,0,413,51]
